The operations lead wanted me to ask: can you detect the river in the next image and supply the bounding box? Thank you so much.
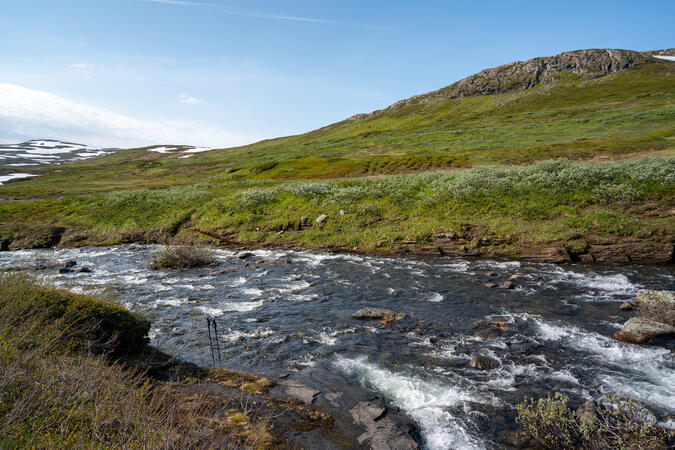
[2,245,673,449]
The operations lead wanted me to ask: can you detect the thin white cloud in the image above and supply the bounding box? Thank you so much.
[179,93,207,105]
[142,0,354,25]
[0,82,254,148]
[69,63,105,75]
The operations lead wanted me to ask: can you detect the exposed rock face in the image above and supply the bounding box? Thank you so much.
[352,307,404,322]
[519,247,571,263]
[614,317,675,344]
[351,49,653,120]
[273,368,419,449]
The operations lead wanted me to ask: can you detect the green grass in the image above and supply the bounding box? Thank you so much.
[0,58,673,255]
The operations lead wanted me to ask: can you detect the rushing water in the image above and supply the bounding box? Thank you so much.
[2,245,674,449]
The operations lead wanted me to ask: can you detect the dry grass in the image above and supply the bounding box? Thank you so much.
[0,272,232,448]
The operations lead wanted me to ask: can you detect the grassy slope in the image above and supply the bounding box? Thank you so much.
[0,58,674,260]
[0,273,335,448]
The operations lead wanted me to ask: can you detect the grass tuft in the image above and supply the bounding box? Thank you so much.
[148,245,216,270]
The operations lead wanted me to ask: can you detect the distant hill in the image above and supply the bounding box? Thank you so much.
[0,139,117,167]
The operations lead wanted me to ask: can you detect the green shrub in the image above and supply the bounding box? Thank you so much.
[516,392,668,449]
[148,245,216,270]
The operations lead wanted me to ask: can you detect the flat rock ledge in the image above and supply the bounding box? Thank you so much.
[614,318,675,344]
[272,368,420,449]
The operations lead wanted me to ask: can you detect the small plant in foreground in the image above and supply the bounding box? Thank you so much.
[148,245,216,270]
[516,392,669,449]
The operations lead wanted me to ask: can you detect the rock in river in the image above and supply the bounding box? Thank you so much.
[468,354,498,370]
[352,307,404,323]
[614,317,675,344]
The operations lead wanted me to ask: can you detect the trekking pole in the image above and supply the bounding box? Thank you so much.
[206,317,215,367]
[213,319,223,367]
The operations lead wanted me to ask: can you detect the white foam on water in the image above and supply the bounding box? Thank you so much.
[287,293,318,302]
[151,297,185,307]
[533,318,675,409]
[542,267,639,300]
[241,287,264,296]
[315,327,357,346]
[476,260,521,270]
[196,300,264,316]
[223,327,275,342]
[427,292,444,302]
[335,356,491,450]
[230,276,247,286]
[438,261,471,273]
[316,332,338,345]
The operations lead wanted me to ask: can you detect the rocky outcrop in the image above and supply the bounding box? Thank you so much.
[272,368,419,449]
[614,290,675,344]
[351,49,654,120]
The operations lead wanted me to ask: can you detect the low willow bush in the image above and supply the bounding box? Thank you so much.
[516,392,669,449]
[218,157,674,208]
[148,245,217,270]
[0,272,230,448]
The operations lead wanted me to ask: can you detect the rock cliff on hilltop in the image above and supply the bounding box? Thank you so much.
[351,49,655,120]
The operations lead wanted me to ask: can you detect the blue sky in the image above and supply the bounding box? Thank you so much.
[1,0,673,148]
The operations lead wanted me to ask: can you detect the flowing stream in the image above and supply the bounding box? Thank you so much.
[2,245,673,449]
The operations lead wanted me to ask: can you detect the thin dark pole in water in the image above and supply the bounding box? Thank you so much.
[213,319,222,367]
[206,317,215,367]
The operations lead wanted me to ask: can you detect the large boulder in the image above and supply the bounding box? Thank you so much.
[613,317,675,344]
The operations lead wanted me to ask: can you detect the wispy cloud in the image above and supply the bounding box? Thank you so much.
[142,0,354,25]
[179,93,207,105]
[69,63,105,75]
[0,82,254,148]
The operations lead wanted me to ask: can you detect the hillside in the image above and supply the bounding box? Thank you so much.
[0,48,673,263]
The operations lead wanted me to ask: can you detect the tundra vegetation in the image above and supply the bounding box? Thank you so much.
[0,57,673,256]
[516,392,670,449]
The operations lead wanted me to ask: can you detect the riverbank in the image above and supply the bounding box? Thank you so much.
[1,157,673,265]
[0,271,421,448]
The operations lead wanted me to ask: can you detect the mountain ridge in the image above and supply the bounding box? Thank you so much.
[350,48,659,120]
